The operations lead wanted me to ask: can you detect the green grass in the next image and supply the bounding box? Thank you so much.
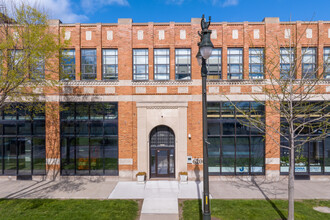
[182,199,330,220]
[0,199,139,220]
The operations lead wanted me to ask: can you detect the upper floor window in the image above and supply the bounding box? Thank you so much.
[324,47,330,79]
[60,49,75,80]
[227,48,243,80]
[302,48,317,79]
[81,49,97,80]
[133,49,148,80]
[249,48,264,79]
[175,49,191,80]
[8,50,24,76]
[280,48,295,79]
[154,49,170,80]
[207,48,222,80]
[31,56,45,80]
[103,49,118,80]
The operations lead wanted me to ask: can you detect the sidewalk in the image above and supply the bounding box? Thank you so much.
[0,178,329,219]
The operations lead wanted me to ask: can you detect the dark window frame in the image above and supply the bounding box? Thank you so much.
[81,49,97,80]
[207,48,222,80]
[227,48,243,80]
[102,49,118,80]
[60,102,119,176]
[0,103,46,176]
[175,48,191,80]
[280,47,295,79]
[207,101,265,176]
[302,47,317,79]
[249,48,264,79]
[323,47,330,79]
[154,48,170,81]
[60,49,76,80]
[133,49,149,81]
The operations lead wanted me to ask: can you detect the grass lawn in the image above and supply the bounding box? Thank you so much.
[0,199,139,220]
[181,199,330,220]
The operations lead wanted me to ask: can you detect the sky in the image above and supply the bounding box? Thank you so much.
[3,0,330,23]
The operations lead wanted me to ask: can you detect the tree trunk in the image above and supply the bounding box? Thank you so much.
[288,138,295,220]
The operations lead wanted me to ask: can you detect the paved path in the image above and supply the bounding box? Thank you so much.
[109,181,203,220]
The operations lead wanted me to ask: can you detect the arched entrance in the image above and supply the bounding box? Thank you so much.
[149,125,175,178]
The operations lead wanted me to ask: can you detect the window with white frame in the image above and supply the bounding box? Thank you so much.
[249,48,264,79]
[154,49,170,80]
[175,49,191,80]
[133,49,148,80]
[102,49,118,80]
[207,48,222,80]
[280,48,295,79]
[81,49,97,80]
[323,47,330,79]
[227,48,243,79]
[302,48,317,79]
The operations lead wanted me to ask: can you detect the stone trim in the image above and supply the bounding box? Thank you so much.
[118,158,133,165]
[265,158,280,165]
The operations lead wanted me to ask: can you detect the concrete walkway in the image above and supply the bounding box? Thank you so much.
[0,178,330,219]
[109,181,203,220]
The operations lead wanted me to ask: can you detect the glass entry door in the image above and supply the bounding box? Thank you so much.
[150,148,175,178]
[149,125,175,178]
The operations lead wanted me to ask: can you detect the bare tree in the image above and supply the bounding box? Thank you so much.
[225,23,330,220]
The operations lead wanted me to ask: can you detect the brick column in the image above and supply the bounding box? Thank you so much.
[75,23,81,80]
[170,22,175,80]
[318,21,324,78]
[265,101,281,179]
[222,23,228,80]
[148,22,154,80]
[243,22,249,79]
[96,23,102,80]
[118,19,132,80]
[45,102,60,179]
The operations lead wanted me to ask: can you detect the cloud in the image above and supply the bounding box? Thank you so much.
[165,0,185,5]
[211,0,239,7]
[81,0,129,13]
[2,0,88,23]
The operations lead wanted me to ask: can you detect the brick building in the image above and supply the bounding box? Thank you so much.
[1,17,330,181]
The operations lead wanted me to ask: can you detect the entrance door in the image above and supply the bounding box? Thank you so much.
[150,126,175,178]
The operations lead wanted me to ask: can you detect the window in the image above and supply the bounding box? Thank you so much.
[323,47,330,79]
[280,48,295,79]
[102,49,118,80]
[249,48,264,79]
[175,49,191,80]
[60,102,118,176]
[207,102,265,175]
[0,103,46,175]
[8,50,24,76]
[227,48,243,79]
[280,102,330,175]
[133,49,148,80]
[31,57,45,79]
[154,49,170,80]
[61,49,76,80]
[302,48,317,79]
[207,48,222,80]
[81,49,97,80]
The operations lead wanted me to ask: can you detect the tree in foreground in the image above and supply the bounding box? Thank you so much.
[0,0,69,178]
[225,24,330,220]
[0,0,68,112]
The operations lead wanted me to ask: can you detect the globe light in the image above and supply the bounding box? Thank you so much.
[200,46,213,60]
[199,30,214,60]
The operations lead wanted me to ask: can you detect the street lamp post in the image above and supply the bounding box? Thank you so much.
[196,14,214,220]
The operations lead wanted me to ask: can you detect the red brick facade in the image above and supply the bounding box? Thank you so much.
[38,17,330,180]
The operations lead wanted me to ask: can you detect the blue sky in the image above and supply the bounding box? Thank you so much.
[10,0,330,23]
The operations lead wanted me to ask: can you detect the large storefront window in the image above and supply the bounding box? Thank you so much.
[280,137,330,175]
[0,103,46,175]
[280,102,330,175]
[207,102,265,175]
[60,102,118,176]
